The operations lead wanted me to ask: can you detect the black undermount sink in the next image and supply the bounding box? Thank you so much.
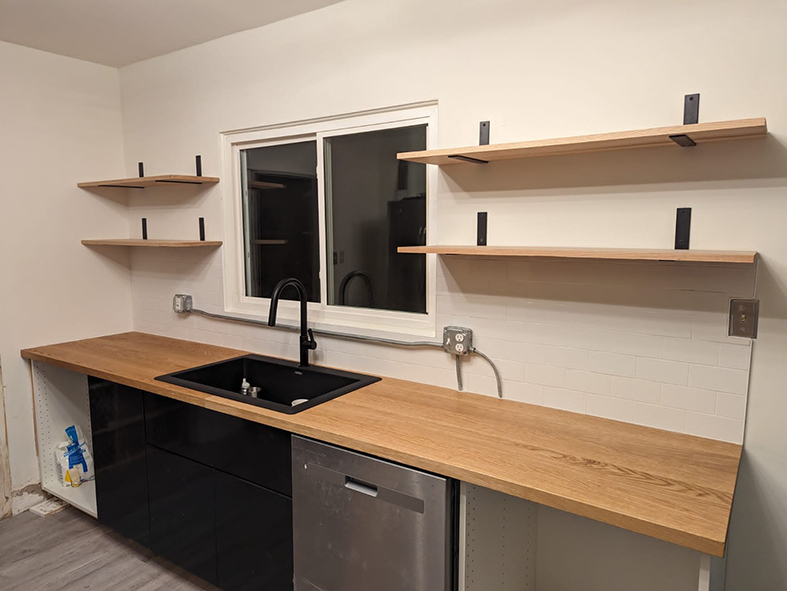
[156,354,380,414]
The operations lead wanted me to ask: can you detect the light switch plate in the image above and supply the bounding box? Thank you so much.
[444,326,473,356]
[729,298,759,338]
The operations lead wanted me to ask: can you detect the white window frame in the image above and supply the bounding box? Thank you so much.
[220,102,439,339]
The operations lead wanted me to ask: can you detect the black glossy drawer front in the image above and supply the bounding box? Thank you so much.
[215,471,293,591]
[144,393,292,497]
[147,445,218,585]
[88,378,150,547]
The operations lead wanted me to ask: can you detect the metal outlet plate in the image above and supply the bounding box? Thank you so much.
[729,299,759,338]
[444,326,473,356]
[173,294,193,313]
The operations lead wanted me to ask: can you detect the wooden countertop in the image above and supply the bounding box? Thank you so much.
[21,332,741,557]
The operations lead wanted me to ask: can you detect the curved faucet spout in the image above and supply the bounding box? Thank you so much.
[268,278,317,367]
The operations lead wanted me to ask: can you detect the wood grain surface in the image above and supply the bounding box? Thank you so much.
[398,245,758,264]
[77,175,220,189]
[21,332,741,556]
[398,118,767,165]
[81,240,222,248]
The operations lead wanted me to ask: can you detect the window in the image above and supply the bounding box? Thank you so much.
[222,104,437,337]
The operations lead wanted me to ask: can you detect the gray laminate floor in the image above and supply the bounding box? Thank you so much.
[0,507,219,590]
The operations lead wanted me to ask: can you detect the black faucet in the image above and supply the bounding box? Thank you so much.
[268,277,317,367]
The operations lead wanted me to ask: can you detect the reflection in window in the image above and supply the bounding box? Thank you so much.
[241,141,320,302]
[325,125,427,314]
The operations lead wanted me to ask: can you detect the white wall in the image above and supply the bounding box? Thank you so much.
[116,0,786,587]
[0,41,133,513]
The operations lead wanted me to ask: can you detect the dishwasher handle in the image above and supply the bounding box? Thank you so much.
[345,476,379,498]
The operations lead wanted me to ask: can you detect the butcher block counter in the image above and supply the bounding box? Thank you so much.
[21,331,741,557]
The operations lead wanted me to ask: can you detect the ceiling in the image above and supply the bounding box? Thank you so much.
[0,0,343,67]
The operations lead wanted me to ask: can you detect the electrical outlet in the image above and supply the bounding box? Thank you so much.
[443,326,473,356]
[173,294,193,313]
[729,299,759,338]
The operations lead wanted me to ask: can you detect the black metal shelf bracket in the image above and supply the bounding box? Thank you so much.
[670,93,700,147]
[480,121,490,145]
[199,217,206,241]
[449,155,489,164]
[138,162,145,177]
[674,207,691,250]
[477,212,488,246]
[196,155,202,176]
[142,218,148,240]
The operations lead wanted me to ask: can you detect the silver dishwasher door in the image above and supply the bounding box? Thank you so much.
[292,435,453,591]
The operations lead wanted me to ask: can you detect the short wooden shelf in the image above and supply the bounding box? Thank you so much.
[82,239,222,248]
[398,245,758,264]
[397,118,767,165]
[248,180,286,190]
[77,175,220,189]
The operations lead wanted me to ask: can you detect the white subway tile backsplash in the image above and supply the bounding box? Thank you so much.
[716,393,747,420]
[636,311,693,339]
[525,364,566,388]
[689,365,749,395]
[504,381,544,405]
[633,403,686,432]
[692,312,733,343]
[543,346,589,370]
[543,387,586,413]
[473,338,547,364]
[586,395,635,422]
[610,377,661,404]
[719,343,751,370]
[132,254,754,444]
[588,351,636,377]
[663,338,720,366]
[566,370,611,396]
[660,385,716,413]
[465,373,500,398]
[635,358,689,386]
[685,412,744,444]
[611,332,664,358]
[564,327,614,352]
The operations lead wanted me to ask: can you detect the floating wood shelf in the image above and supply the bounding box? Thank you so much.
[77,175,220,189]
[251,239,288,245]
[398,245,758,264]
[248,180,286,190]
[82,239,222,248]
[397,118,767,165]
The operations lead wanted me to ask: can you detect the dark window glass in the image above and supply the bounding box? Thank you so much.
[325,125,427,314]
[241,141,320,302]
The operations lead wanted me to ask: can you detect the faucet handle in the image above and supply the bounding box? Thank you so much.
[306,329,318,350]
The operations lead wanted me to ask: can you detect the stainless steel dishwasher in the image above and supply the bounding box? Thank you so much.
[292,435,455,591]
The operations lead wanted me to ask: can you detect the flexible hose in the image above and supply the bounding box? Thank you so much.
[470,347,503,399]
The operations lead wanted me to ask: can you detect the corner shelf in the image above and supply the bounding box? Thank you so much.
[398,245,757,264]
[397,118,767,165]
[77,175,220,189]
[82,239,222,248]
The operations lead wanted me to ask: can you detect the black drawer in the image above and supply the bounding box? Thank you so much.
[144,393,292,496]
[88,379,150,548]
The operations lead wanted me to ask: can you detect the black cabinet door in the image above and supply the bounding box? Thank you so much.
[145,392,292,496]
[88,378,150,547]
[146,445,218,585]
[215,471,294,591]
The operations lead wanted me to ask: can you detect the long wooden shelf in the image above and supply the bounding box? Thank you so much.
[78,175,220,189]
[82,239,222,248]
[398,245,757,264]
[398,118,767,165]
